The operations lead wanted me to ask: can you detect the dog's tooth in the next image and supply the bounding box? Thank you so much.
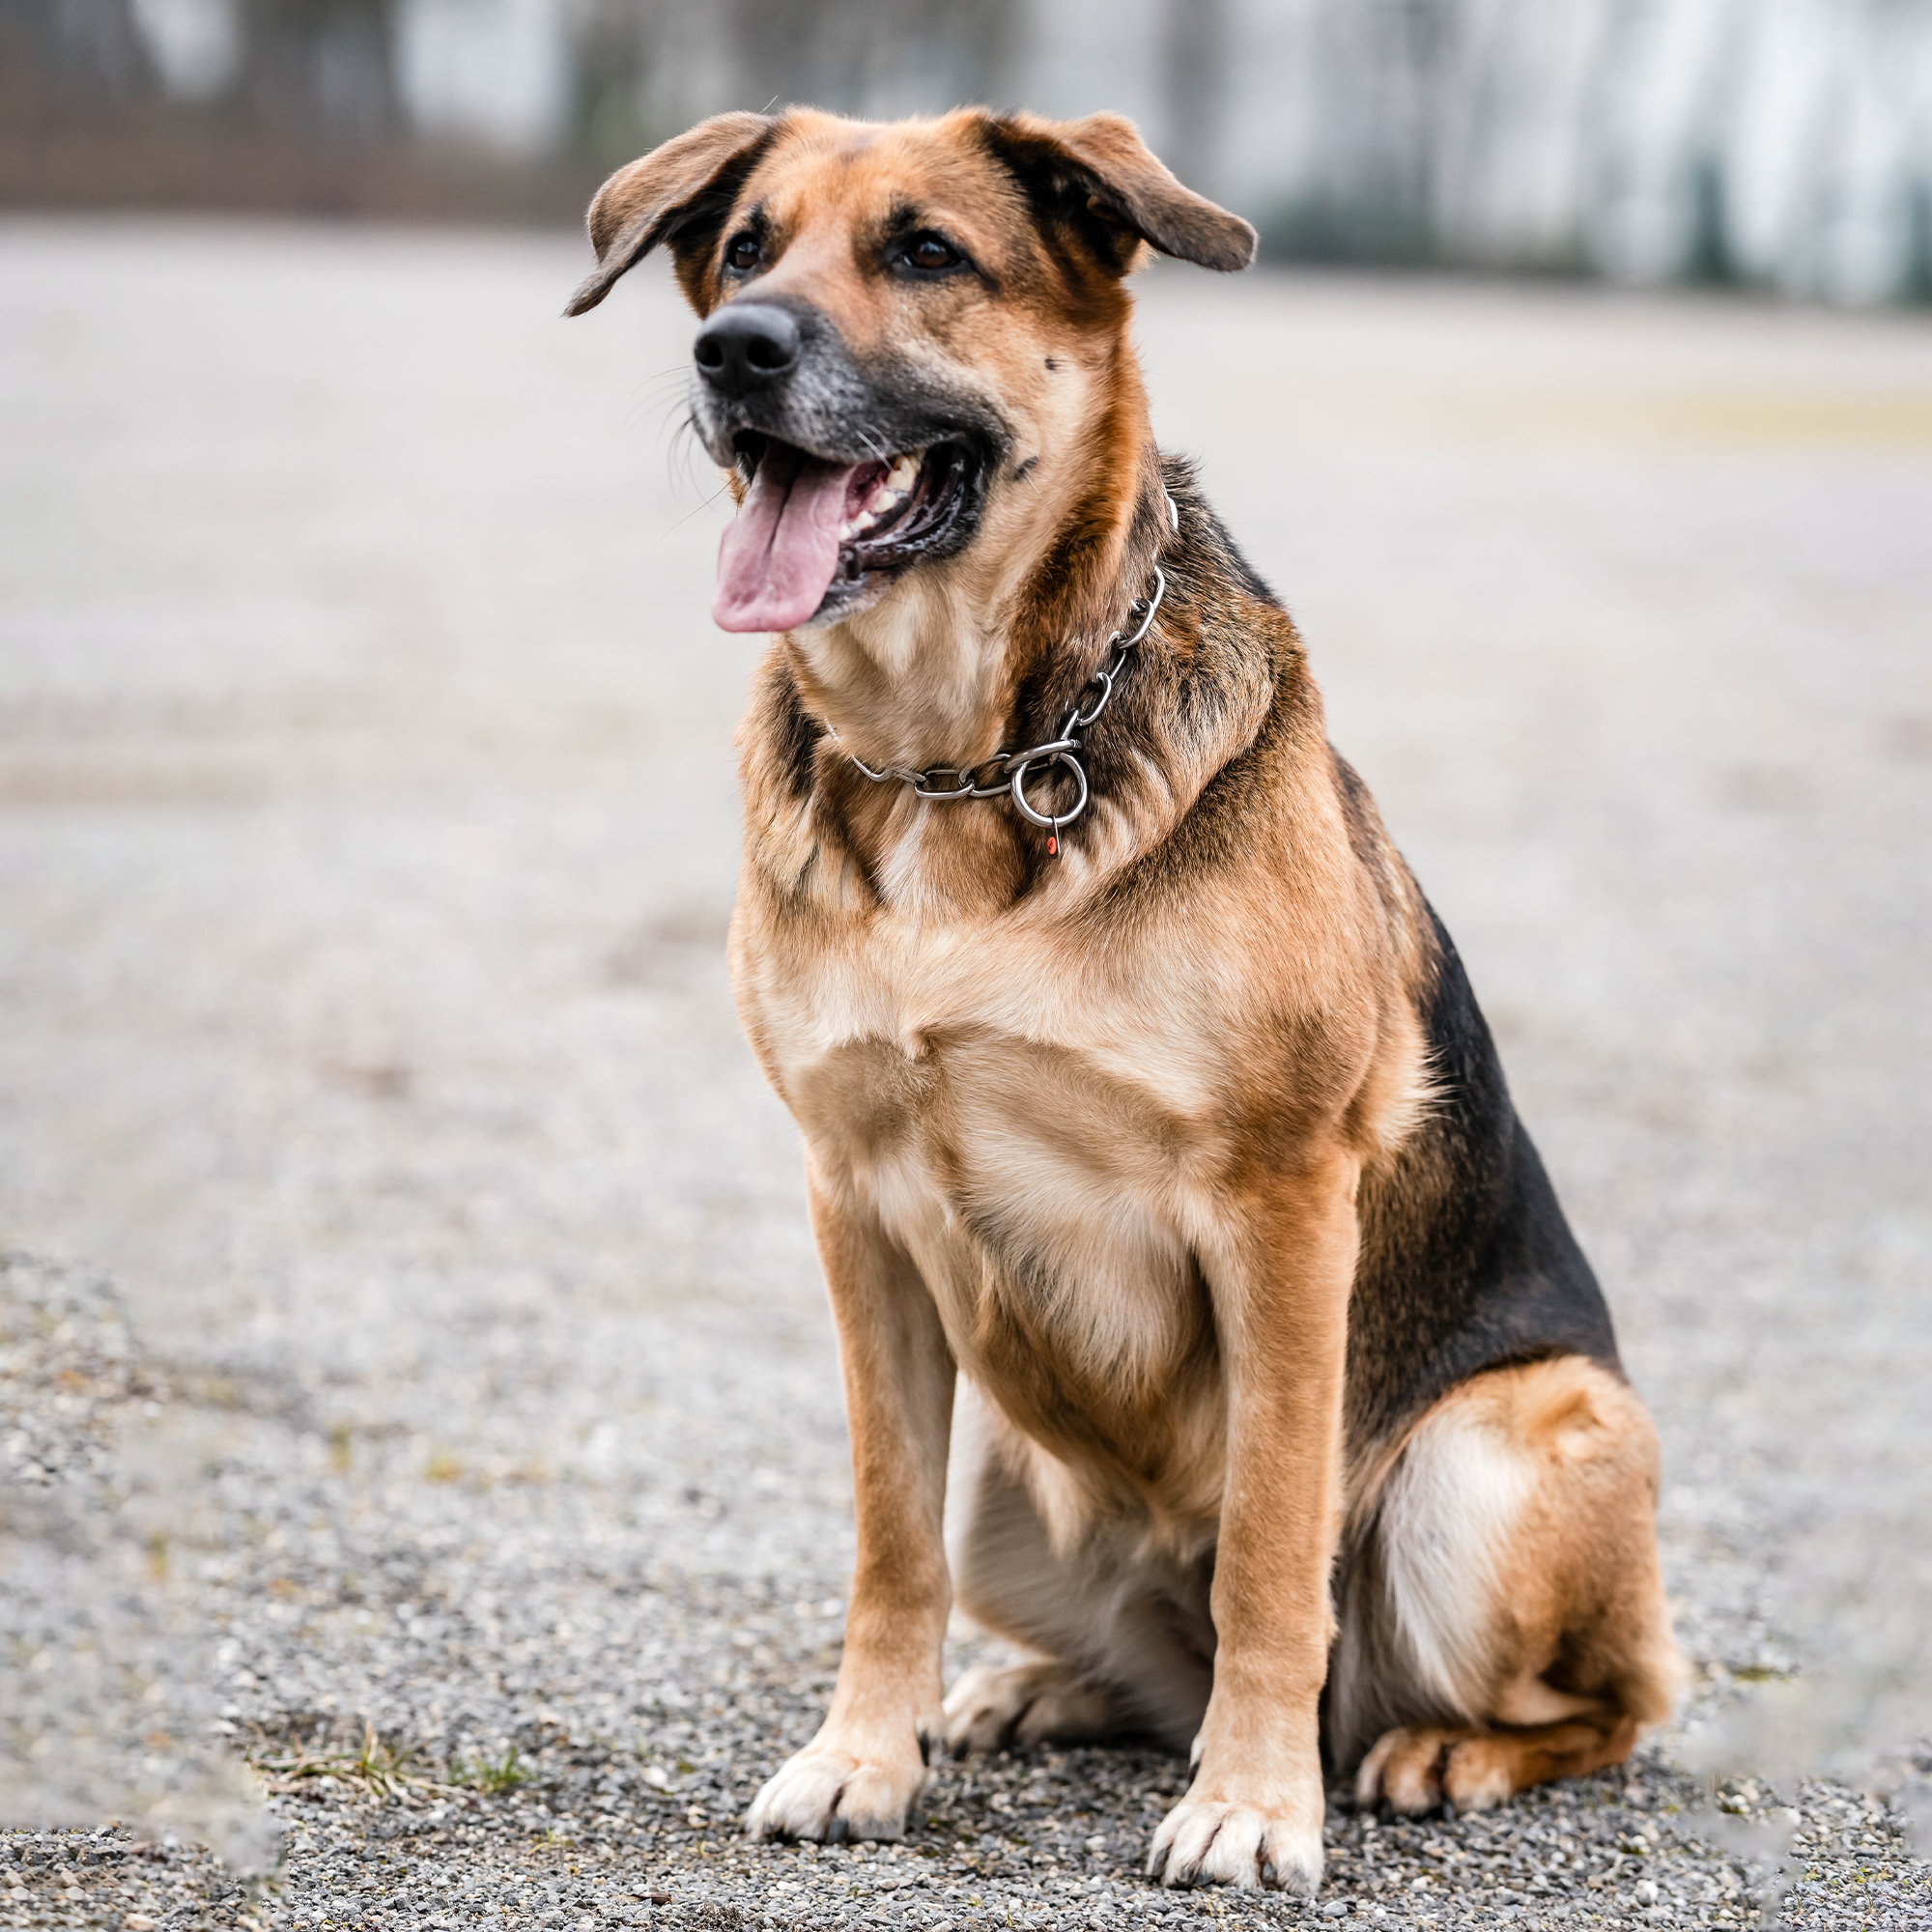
[886,452,920,492]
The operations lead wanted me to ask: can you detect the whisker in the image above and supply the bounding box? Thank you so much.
[625,371,697,434]
[666,411,724,501]
[628,363,690,395]
[666,412,698,493]
[643,388,698,436]
[636,399,692,440]
[657,479,733,543]
[631,376,695,409]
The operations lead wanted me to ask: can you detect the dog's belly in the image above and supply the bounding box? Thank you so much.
[788,1025,1227,1513]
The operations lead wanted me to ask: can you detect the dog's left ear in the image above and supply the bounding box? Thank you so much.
[982,111,1257,274]
[565,110,775,317]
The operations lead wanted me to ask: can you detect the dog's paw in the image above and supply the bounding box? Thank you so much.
[744,1742,926,1843]
[943,1662,1117,1757]
[1353,1724,1511,1816]
[1146,1798,1322,1893]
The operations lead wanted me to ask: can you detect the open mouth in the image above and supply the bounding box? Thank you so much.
[712,434,977,634]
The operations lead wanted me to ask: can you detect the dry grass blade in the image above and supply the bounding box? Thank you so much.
[255,1722,424,1802]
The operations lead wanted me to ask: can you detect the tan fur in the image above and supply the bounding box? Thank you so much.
[1333,1357,1685,1805]
[574,105,1683,1895]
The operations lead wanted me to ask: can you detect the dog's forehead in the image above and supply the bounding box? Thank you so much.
[742,113,1024,256]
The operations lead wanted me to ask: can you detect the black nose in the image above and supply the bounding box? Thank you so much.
[694,303,801,399]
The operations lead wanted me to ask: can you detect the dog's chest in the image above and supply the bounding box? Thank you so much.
[746,916,1230,1405]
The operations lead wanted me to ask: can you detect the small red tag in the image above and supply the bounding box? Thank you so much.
[1046,835,1058,856]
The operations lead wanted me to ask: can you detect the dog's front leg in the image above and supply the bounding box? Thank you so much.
[746,1166,954,1843]
[1149,1155,1358,1894]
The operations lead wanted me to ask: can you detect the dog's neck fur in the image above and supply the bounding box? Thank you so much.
[785,337,1166,781]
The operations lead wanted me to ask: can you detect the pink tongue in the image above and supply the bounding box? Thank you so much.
[713,445,863,634]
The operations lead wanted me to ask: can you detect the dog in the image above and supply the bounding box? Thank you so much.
[566,106,1684,1895]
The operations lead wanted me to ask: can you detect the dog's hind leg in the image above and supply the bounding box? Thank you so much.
[1333,1355,1685,1816]
[944,1390,1213,1756]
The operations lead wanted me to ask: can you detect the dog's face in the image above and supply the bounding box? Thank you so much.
[568,110,1254,635]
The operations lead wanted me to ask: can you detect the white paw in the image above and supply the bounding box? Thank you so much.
[943,1662,1117,1756]
[744,1742,926,1843]
[1146,1798,1322,1893]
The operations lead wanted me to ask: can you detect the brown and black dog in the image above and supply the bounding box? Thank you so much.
[567,107,1683,1895]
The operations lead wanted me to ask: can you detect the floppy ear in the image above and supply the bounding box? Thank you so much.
[982,111,1256,274]
[565,111,775,317]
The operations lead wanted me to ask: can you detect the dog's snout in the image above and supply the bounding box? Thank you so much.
[694,304,801,399]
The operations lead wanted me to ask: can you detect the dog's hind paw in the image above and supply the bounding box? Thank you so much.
[1353,1713,1636,1816]
[1147,1799,1322,1894]
[1354,1724,1505,1815]
[942,1661,1118,1756]
[744,1741,926,1843]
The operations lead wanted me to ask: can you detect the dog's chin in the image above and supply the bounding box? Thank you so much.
[730,433,986,631]
[798,571,892,629]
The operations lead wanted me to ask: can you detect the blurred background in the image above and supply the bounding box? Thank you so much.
[5,0,1932,300]
[2,0,1930,1917]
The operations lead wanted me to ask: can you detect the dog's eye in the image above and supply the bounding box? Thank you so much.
[724,234,762,273]
[903,234,961,273]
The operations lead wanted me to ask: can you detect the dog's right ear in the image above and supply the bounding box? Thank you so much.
[565,112,775,318]
[980,111,1257,276]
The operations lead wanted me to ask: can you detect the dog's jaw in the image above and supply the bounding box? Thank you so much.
[785,505,1019,773]
[781,362,1143,787]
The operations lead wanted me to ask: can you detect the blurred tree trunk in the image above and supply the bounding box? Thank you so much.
[1,0,156,98]
[722,0,1016,122]
[233,0,400,137]
[1162,0,1228,196]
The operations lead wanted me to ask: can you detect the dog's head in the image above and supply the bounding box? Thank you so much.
[567,108,1254,636]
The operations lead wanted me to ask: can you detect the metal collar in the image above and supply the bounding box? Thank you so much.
[840,494,1177,856]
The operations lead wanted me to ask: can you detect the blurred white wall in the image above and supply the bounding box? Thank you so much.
[126,0,239,98]
[1017,0,1168,139]
[395,0,568,152]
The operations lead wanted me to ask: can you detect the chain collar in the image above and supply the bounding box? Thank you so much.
[840,494,1177,857]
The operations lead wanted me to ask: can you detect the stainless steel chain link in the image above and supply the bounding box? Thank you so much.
[843,493,1177,854]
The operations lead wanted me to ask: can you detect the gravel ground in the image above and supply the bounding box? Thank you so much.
[2,219,1930,1928]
